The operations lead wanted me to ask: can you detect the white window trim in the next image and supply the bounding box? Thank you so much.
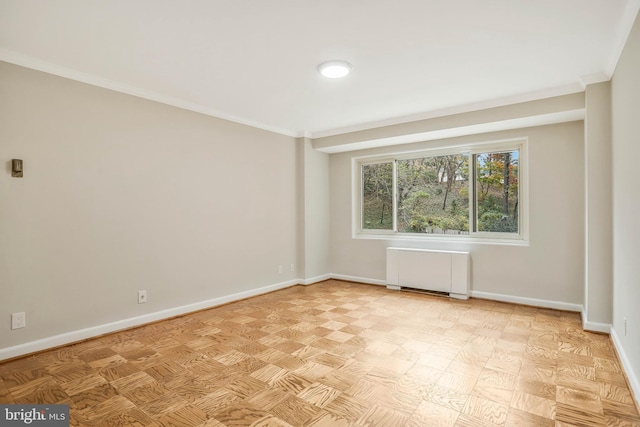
[352,138,529,245]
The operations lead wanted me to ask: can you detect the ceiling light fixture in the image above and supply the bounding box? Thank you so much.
[318,60,352,78]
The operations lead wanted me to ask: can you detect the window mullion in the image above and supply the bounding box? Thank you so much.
[360,164,365,232]
[392,160,398,232]
[470,153,477,234]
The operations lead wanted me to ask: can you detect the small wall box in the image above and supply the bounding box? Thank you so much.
[12,159,23,177]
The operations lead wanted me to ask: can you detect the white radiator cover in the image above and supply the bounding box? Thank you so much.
[386,247,470,300]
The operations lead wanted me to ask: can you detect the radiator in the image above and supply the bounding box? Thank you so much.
[386,247,470,299]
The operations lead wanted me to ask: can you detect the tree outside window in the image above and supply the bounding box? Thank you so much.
[475,151,519,233]
[359,144,522,238]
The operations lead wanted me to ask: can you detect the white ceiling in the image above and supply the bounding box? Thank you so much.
[1,0,639,138]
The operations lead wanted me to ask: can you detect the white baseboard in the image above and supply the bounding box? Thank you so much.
[611,327,640,408]
[470,290,583,312]
[0,279,299,361]
[331,278,583,312]
[300,274,332,285]
[330,274,387,286]
[581,308,612,333]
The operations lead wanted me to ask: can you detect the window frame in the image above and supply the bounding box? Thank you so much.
[353,138,529,245]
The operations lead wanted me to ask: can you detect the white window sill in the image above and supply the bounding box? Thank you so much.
[353,231,530,246]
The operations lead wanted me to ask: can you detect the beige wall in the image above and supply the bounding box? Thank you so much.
[329,122,585,306]
[300,138,331,281]
[0,62,299,351]
[611,10,640,398]
[584,82,613,328]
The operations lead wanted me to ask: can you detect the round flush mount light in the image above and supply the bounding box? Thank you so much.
[318,60,352,78]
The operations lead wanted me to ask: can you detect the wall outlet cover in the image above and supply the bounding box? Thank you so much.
[11,312,26,330]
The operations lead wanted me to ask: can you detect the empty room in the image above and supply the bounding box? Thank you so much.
[1,1,639,426]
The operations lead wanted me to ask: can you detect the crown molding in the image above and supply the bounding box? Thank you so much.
[0,49,300,138]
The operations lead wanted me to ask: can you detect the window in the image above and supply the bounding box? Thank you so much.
[362,162,394,230]
[474,151,519,233]
[356,140,527,242]
[397,154,469,234]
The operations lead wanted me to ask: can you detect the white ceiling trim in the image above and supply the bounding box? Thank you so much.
[0,48,301,138]
[579,72,612,88]
[315,109,585,154]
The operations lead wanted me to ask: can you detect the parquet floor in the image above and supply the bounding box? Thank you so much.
[1,280,639,426]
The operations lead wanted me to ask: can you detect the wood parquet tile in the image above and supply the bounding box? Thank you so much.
[1,280,639,426]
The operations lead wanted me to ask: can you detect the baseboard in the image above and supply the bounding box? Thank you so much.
[581,308,612,333]
[610,327,640,409]
[470,290,583,312]
[329,279,583,312]
[582,319,612,334]
[330,274,387,286]
[0,279,299,361]
[300,274,332,285]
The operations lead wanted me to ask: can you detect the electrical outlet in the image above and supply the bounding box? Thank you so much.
[624,317,627,336]
[138,290,147,304]
[278,265,283,274]
[11,312,25,330]
[290,264,295,272]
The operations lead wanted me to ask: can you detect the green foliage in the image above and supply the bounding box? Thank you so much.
[408,214,429,232]
[450,200,460,215]
[479,211,518,232]
[434,215,468,232]
[476,151,519,233]
[397,154,469,234]
[362,162,394,230]
[407,214,469,233]
[361,149,519,235]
